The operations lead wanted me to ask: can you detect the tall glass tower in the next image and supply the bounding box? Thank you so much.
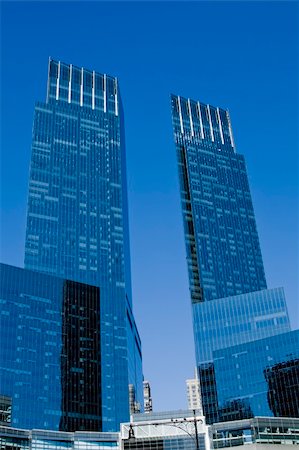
[171,95,267,303]
[171,95,290,423]
[24,58,143,431]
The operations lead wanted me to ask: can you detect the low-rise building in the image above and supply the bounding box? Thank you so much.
[1,414,298,450]
[0,426,120,450]
[121,409,208,449]
[210,416,299,449]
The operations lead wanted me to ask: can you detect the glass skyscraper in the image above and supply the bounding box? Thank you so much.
[213,330,299,420]
[171,95,266,303]
[1,264,102,431]
[20,58,143,431]
[171,94,294,423]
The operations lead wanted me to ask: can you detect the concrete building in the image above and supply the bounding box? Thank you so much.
[143,381,153,413]
[186,369,203,413]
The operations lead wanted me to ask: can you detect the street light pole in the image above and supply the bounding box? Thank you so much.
[193,409,200,450]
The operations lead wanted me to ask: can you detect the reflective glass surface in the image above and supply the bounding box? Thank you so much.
[195,287,291,424]
[193,287,290,364]
[22,59,142,431]
[123,435,206,449]
[213,330,299,420]
[171,95,267,303]
[0,264,102,431]
[171,95,294,424]
[211,416,299,448]
[0,427,119,450]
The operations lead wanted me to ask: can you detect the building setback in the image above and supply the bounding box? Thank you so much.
[14,58,142,431]
[171,94,295,424]
[0,264,102,431]
[213,330,299,420]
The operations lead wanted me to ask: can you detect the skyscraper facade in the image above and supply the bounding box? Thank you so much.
[213,330,299,420]
[23,58,143,431]
[0,264,102,431]
[192,287,290,364]
[171,95,267,304]
[264,357,299,418]
[171,94,292,423]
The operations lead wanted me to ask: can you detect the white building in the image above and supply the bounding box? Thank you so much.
[143,380,153,413]
[122,409,208,449]
[186,368,203,413]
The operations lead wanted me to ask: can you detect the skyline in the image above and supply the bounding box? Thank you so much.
[1,1,298,412]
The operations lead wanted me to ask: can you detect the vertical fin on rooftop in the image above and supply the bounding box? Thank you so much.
[217,107,224,145]
[188,99,194,137]
[80,67,83,107]
[178,96,184,134]
[197,102,204,139]
[207,104,215,142]
[104,74,107,113]
[92,70,95,110]
[56,61,61,101]
[115,78,119,116]
[226,110,236,151]
[46,57,51,103]
[68,64,72,104]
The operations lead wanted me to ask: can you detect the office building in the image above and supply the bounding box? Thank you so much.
[192,287,291,423]
[16,58,142,431]
[210,416,299,449]
[0,396,11,427]
[213,330,299,421]
[121,410,208,450]
[0,264,104,431]
[143,381,153,413]
[171,95,294,423]
[264,358,299,418]
[0,426,120,450]
[186,369,203,412]
[1,416,298,450]
[193,287,290,364]
[171,95,267,303]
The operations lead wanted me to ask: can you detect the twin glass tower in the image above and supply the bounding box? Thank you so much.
[25,59,144,430]
[1,58,296,432]
[171,95,294,423]
[171,95,267,303]
[3,59,143,431]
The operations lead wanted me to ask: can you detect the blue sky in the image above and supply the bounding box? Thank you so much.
[1,1,298,411]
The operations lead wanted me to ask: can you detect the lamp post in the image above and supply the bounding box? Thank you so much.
[169,409,201,450]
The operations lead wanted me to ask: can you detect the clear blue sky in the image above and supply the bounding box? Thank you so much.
[1,1,298,412]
